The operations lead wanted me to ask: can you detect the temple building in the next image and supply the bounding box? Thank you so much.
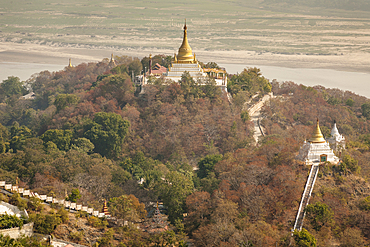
[326,120,345,153]
[154,21,228,90]
[297,119,340,165]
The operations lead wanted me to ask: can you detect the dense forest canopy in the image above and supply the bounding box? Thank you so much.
[0,55,370,246]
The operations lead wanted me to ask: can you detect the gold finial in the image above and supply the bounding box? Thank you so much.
[309,119,326,143]
[16,177,19,186]
[68,58,72,68]
[184,19,187,30]
[149,54,152,59]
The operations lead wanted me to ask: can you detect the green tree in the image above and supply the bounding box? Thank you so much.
[128,58,143,77]
[227,67,271,96]
[83,112,130,158]
[54,93,79,113]
[180,71,201,100]
[160,171,194,224]
[341,154,360,174]
[240,110,250,123]
[359,196,370,211]
[304,202,334,231]
[197,154,222,179]
[66,188,81,203]
[9,193,27,210]
[70,137,95,153]
[30,210,65,234]
[41,129,73,151]
[361,102,370,119]
[345,98,354,107]
[0,214,24,229]
[293,228,317,247]
[108,194,146,222]
[1,76,27,98]
[9,122,32,152]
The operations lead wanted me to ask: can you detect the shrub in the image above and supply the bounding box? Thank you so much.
[0,214,24,229]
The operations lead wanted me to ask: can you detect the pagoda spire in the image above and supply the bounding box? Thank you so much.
[176,19,195,63]
[309,119,326,143]
[109,53,116,66]
[68,58,72,68]
[102,200,109,215]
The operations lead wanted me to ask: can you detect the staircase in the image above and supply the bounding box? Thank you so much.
[293,164,320,231]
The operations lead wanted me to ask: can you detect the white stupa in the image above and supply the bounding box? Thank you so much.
[297,119,340,165]
[326,121,345,152]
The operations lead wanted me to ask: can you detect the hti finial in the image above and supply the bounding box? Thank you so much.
[184,19,187,30]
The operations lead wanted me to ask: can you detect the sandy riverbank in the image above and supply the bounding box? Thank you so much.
[1,42,370,74]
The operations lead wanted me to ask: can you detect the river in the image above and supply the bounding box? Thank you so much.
[1,61,369,98]
[219,63,370,98]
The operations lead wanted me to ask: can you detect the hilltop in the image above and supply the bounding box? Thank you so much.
[0,56,370,246]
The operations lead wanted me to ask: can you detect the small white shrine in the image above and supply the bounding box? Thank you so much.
[297,119,340,165]
[326,120,345,153]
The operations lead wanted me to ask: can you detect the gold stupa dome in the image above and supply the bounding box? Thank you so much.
[176,20,195,63]
[309,119,326,143]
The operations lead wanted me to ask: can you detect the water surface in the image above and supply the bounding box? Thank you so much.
[220,63,370,98]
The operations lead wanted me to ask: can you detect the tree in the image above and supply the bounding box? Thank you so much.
[180,71,200,100]
[108,194,146,221]
[9,122,32,152]
[70,137,95,153]
[293,228,317,247]
[66,188,81,202]
[83,112,130,158]
[128,58,143,77]
[160,171,194,224]
[361,103,370,119]
[197,154,222,179]
[227,67,271,96]
[41,129,73,151]
[0,214,24,229]
[1,76,27,98]
[30,211,63,234]
[54,94,79,113]
[304,202,334,231]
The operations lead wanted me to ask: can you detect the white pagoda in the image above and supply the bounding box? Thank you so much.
[326,120,345,153]
[297,119,340,165]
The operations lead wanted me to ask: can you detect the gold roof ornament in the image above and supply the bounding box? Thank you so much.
[309,119,326,143]
[68,58,72,68]
[176,19,195,63]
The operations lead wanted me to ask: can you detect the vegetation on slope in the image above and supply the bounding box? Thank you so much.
[0,56,370,246]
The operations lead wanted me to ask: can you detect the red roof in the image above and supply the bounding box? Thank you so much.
[151,63,167,76]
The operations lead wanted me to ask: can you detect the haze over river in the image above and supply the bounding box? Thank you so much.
[1,62,370,98]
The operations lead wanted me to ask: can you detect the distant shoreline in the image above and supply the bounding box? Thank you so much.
[1,42,370,74]
[1,42,370,98]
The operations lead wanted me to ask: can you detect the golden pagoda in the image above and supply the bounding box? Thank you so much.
[68,58,73,68]
[175,20,195,63]
[102,200,109,215]
[162,20,228,90]
[297,118,339,164]
[308,119,326,143]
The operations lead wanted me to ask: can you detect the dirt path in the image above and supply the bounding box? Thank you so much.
[247,93,273,144]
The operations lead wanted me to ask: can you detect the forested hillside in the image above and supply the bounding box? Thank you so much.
[1,56,370,246]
